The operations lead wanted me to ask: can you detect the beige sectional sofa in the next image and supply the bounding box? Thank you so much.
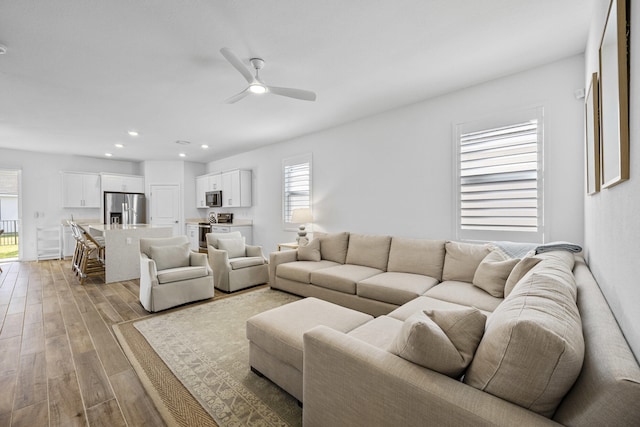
[268,232,640,426]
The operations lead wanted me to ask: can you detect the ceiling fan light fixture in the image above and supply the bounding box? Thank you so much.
[249,84,267,94]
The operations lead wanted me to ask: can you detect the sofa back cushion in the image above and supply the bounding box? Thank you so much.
[387,238,445,280]
[315,232,350,264]
[442,241,491,283]
[346,233,392,271]
[465,262,584,418]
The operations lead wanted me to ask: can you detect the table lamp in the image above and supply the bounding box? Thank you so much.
[291,208,313,245]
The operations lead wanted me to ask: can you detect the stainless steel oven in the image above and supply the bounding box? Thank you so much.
[198,223,211,250]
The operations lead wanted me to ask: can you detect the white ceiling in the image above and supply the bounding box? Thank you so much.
[0,0,595,163]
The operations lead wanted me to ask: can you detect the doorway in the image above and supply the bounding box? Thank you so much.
[149,184,181,236]
[0,169,20,262]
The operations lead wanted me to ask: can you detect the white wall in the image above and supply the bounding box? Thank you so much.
[209,55,585,255]
[583,0,640,359]
[0,148,140,260]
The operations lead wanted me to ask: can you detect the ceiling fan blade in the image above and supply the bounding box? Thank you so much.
[224,88,250,104]
[268,86,317,102]
[220,48,255,84]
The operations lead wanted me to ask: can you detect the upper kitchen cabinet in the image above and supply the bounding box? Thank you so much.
[195,173,223,208]
[61,172,101,208]
[101,173,145,193]
[222,169,252,207]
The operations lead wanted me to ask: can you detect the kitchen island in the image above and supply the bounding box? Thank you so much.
[88,223,172,283]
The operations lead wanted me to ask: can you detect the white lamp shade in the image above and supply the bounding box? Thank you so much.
[291,208,313,224]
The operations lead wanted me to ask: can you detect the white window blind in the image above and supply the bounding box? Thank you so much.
[457,113,543,242]
[283,154,312,225]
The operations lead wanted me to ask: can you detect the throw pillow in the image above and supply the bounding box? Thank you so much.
[217,238,246,258]
[504,256,542,297]
[390,307,487,378]
[442,241,491,282]
[149,243,190,271]
[472,251,520,298]
[297,238,321,261]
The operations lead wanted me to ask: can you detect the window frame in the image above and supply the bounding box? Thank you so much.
[282,153,312,230]
[454,107,545,243]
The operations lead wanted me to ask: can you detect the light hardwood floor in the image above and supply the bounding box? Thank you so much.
[0,259,167,427]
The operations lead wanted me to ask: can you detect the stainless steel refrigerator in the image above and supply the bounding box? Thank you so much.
[103,192,146,225]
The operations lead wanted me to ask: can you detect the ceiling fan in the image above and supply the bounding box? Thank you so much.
[220,47,317,104]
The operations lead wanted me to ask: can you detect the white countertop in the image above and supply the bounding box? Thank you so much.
[88,223,172,232]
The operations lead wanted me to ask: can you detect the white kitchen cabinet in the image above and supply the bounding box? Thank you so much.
[61,172,101,208]
[186,223,199,251]
[210,224,253,245]
[221,169,252,207]
[196,175,208,208]
[37,226,61,260]
[209,174,222,191]
[195,173,223,208]
[101,173,144,193]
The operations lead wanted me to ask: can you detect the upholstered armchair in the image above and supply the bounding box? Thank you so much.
[206,231,269,292]
[139,236,214,312]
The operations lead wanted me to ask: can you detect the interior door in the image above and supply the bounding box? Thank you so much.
[149,184,181,235]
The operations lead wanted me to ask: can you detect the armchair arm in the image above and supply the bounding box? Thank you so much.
[268,250,298,285]
[207,245,232,290]
[139,254,158,312]
[303,326,559,427]
[189,251,211,273]
[245,244,266,260]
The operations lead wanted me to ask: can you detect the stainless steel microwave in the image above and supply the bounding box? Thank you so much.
[205,191,222,207]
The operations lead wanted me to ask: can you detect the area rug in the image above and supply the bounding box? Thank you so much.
[113,288,302,427]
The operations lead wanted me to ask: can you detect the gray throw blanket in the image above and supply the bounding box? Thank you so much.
[535,241,582,254]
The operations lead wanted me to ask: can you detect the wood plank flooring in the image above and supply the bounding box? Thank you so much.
[0,259,167,427]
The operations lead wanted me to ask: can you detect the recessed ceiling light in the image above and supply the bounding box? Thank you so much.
[179,153,186,157]
[128,130,139,137]
[114,143,124,148]
[105,153,113,157]
[0,45,7,55]
[201,144,209,149]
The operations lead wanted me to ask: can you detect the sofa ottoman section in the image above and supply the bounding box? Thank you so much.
[246,297,373,402]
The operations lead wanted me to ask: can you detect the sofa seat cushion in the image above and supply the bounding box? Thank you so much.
[387,238,446,280]
[310,264,383,294]
[388,296,494,321]
[465,270,584,418]
[276,260,340,283]
[424,281,503,313]
[345,233,392,270]
[157,266,208,284]
[347,315,404,351]
[229,256,265,270]
[357,272,439,306]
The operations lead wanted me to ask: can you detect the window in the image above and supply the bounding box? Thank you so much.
[283,154,312,227]
[456,108,543,242]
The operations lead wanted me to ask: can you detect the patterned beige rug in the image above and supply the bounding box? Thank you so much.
[114,288,302,427]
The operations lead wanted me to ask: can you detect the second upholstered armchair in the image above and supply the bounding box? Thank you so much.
[206,231,269,292]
